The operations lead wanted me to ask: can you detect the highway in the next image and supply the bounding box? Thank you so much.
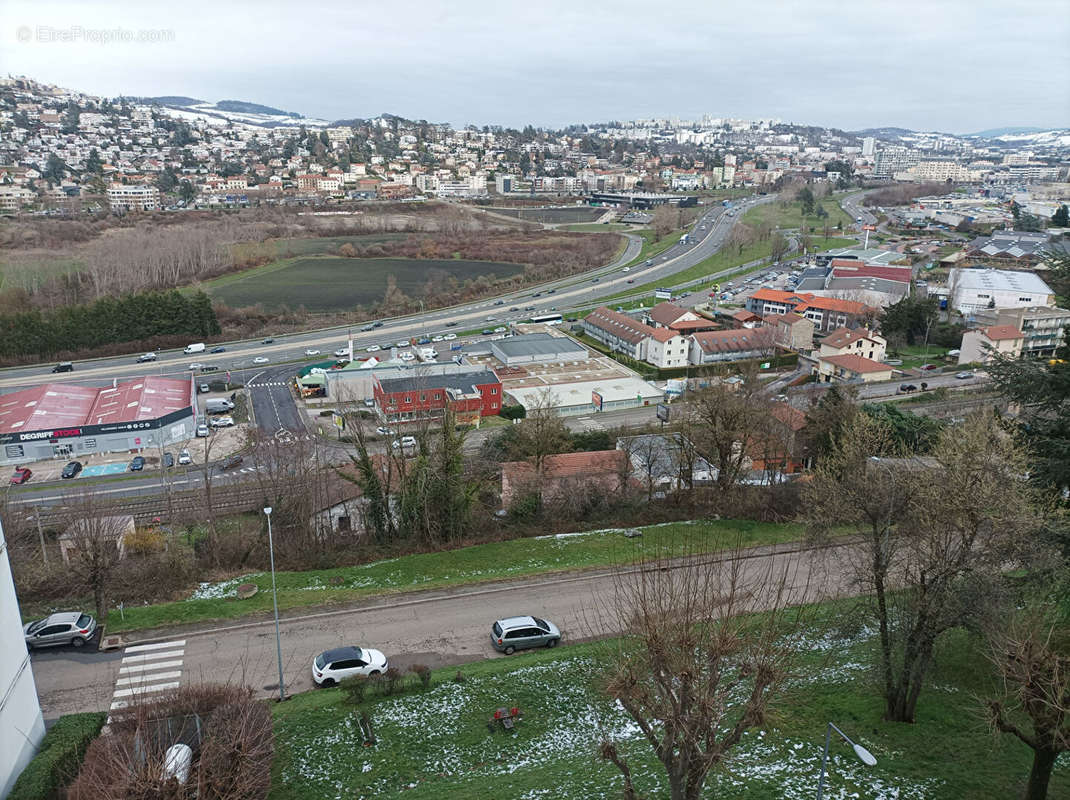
[0,197,769,393]
[28,537,853,720]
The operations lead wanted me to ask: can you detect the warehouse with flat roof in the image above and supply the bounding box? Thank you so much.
[505,377,663,416]
[0,376,197,466]
[489,333,589,366]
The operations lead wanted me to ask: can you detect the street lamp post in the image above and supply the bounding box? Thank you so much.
[264,506,286,702]
[817,722,877,800]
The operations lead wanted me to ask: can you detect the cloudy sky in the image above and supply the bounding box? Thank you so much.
[3,0,1068,133]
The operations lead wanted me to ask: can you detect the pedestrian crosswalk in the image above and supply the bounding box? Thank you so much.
[248,381,289,388]
[109,639,186,712]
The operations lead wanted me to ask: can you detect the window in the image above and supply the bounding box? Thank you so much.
[39,624,70,637]
[420,393,426,402]
[76,614,92,629]
[491,387,498,394]
[405,396,412,403]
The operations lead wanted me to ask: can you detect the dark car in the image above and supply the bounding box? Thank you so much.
[51,362,74,373]
[524,305,536,311]
[547,289,556,294]
[444,321,458,327]
[210,346,227,353]
[10,467,32,485]
[481,329,493,335]
[200,365,220,373]
[221,453,243,470]
[591,277,600,282]
[129,456,145,471]
[533,292,542,298]
[417,337,431,345]
[510,306,519,311]
[899,384,917,393]
[61,461,83,479]
[163,452,174,468]
[360,324,375,331]
[262,338,274,344]
[494,299,504,305]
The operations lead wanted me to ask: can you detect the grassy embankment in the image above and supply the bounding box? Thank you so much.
[100,518,807,634]
[269,604,1061,800]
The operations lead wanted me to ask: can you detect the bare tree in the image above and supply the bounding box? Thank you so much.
[984,604,1070,800]
[59,494,131,622]
[510,389,572,479]
[684,373,771,491]
[598,543,806,800]
[617,434,667,501]
[806,413,1036,723]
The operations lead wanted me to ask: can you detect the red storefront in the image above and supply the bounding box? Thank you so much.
[374,369,502,422]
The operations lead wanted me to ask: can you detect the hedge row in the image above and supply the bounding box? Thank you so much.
[8,712,106,800]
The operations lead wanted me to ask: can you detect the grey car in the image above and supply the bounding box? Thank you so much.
[24,611,97,649]
[491,615,561,654]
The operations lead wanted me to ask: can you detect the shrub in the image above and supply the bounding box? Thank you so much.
[381,666,404,696]
[410,663,432,690]
[123,527,165,555]
[499,404,526,420]
[454,670,466,683]
[340,675,368,705]
[8,712,106,800]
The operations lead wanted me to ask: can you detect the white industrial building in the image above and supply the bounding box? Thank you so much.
[1,519,46,797]
[947,268,1055,316]
[505,377,663,416]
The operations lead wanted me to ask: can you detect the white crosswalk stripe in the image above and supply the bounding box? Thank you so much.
[108,639,187,715]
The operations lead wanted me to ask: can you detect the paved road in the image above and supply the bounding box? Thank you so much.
[29,538,852,719]
[246,364,305,432]
[0,200,759,394]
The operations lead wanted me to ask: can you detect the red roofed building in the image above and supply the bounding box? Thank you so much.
[645,302,718,333]
[0,376,197,466]
[772,312,815,351]
[745,288,874,332]
[958,324,1025,365]
[500,450,629,507]
[813,353,894,384]
[583,307,689,368]
[689,327,775,364]
[749,402,811,475]
[819,326,887,362]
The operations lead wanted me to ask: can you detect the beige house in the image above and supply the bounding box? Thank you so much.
[772,312,815,351]
[958,324,1025,365]
[819,327,887,363]
[813,353,894,384]
[58,515,135,564]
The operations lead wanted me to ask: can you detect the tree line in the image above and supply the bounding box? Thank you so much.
[0,289,220,361]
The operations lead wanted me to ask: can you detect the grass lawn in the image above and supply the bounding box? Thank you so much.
[269,607,1066,800]
[100,519,807,634]
[744,199,854,233]
[0,256,84,290]
[888,344,952,371]
[203,256,523,311]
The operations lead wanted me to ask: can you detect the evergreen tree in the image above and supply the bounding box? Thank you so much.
[1051,204,1069,228]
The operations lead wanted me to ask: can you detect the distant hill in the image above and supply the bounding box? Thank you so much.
[216,100,299,118]
[140,95,204,106]
[851,127,915,138]
[968,126,1049,138]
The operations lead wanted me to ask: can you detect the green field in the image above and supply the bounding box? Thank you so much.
[230,234,409,263]
[743,198,854,233]
[99,519,806,634]
[0,256,84,290]
[270,607,1064,800]
[205,256,523,311]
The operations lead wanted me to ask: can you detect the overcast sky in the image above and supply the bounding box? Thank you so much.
[3,0,1068,133]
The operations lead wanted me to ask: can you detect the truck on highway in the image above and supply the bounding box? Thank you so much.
[679,234,691,245]
[184,343,206,354]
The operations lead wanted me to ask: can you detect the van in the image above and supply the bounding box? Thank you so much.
[51,362,74,373]
[204,398,234,414]
[184,343,206,354]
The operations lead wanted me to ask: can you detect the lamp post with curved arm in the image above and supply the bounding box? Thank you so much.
[817,722,877,799]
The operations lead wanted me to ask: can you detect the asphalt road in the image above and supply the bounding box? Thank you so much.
[0,198,770,393]
[246,364,306,432]
[29,538,852,719]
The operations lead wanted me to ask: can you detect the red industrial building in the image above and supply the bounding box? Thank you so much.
[373,368,502,423]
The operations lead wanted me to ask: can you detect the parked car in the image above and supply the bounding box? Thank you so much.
[493,326,507,333]
[195,424,210,438]
[391,435,418,451]
[305,348,321,356]
[61,461,83,479]
[919,364,938,371]
[221,453,243,470]
[334,348,351,357]
[375,426,392,436]
[443,333,457,340]
[772,394,789,403]
[137,352,157,363]
[163,452,174,468]
[210,416,235,428]
[481,329,493,336]
[210,346,227,354]
[199,383,210,393]
[178,449,192,465]
[24,611,97,649]
[366,345,380,352]
[396,340,409,348]
[312,646,388,686]
[10,467,32,485]
[491,615,561,654]
[252,356,269,364]
[129,456,145,471]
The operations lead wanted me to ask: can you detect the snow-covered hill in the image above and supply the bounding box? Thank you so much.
[146,97,331,129]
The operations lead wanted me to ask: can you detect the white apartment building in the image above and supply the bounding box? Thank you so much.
[0,520,46,797]
[948,268,1055,316]
[862,137,876,157]
[0,186,35,212]
[896,160,983,182]
[873,147,920,178]
[106,183,160,212]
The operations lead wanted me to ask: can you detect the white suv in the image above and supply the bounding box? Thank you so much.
[312,646,388,686]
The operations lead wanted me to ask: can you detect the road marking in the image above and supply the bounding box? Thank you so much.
[119,659,183,674]
[124,639,186,653]
[116,648,185,664]
[115,671,182,687]
[112,681,180,698]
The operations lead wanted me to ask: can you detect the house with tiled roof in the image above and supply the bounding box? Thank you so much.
[583,307,689,368]
[689,327,775,364]
[957,324,1025,365]
[745,288,874,332]
[500,450,629,507]
[748,402,811,476]
[645,302,718,333]
[772,312,814,351]
[813,353,894,384]
[818,327,887,363]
